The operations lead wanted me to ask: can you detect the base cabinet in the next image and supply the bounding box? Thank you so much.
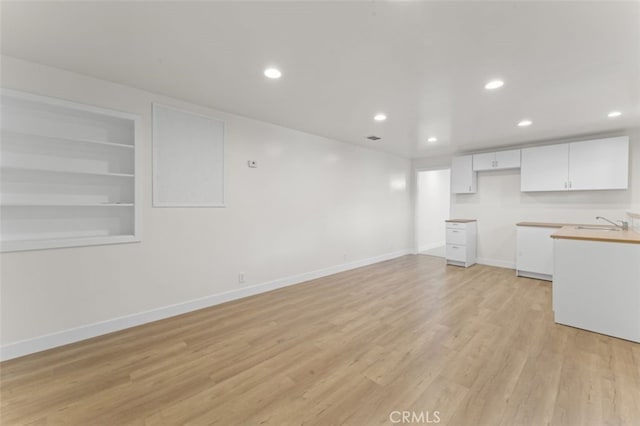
[445,221,476,267]
[516,225,556,281]
[553,238,640,342]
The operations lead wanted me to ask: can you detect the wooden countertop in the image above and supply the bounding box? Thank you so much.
[516,221,615,229]
[517,222,574,228]
[551,226,640,244]
[445,219,477,223]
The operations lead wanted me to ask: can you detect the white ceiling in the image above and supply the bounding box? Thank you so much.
[1,1,639,158]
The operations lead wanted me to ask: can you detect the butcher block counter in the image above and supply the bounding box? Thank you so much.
[550,225,640,244]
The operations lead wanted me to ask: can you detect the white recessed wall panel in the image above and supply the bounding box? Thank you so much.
[152,104,224,207]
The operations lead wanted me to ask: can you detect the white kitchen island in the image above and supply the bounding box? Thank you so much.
[552,226,640,343]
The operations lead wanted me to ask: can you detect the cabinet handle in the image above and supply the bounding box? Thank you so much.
[452,230,459,233]
[468,186,471,192]
[569,181,572,188]
[564,182,567,188]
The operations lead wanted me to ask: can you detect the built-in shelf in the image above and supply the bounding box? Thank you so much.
[1,166,134,178]
[0,88,140,252]
[1,203,134,207]
[1,235,138,252]
[1,130,134,149]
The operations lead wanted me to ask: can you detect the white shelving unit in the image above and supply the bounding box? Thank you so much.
[0,89,140,252]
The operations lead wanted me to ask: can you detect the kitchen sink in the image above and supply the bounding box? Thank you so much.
[575,226,621,231]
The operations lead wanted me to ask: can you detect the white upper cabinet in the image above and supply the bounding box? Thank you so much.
[521,137,629,192]
[569,137,629,190]
[451,155,477,194]
[495,149,521,169]
[472,152,495,171]
[521,144,569,192]
[473,149,521,171]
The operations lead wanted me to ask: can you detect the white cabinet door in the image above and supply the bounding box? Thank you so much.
[451,155,477,193]
[472,152,495,171]
[521,144,569,192]
[516,226,555,279]
[446,228,467,245]
[446,244,467,262]
[473,150,521,171]
[569,137,629,190]
[495,149,521,169]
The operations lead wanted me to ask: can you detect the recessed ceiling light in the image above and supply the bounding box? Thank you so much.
[485,80,504,90]
[518,120,532,127]
[374,113,387,121]
[608,111,622,118]
[427,137,438,142]
[264,68,282,79]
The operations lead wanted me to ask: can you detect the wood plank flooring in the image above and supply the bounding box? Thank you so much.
[1,255,639,425]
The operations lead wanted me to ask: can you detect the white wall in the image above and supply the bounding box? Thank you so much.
[0,56,413,357]
[416,169,450,252]
[414,131,640,269]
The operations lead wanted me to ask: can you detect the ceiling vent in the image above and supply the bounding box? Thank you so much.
[366,135,381,141]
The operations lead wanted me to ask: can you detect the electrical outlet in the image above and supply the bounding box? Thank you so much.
[238,272,246,284]
[248,160,257,168]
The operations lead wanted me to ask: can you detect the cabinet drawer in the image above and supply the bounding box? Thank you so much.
[446,244,466,262]
[446,228,467,245]
[446,222,467,230]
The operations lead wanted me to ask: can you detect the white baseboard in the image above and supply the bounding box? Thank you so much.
[477,257,516,270]
[418,241,445,253]
[0,249,412,361]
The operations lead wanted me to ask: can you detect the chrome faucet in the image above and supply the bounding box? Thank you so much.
[596,216,629,230]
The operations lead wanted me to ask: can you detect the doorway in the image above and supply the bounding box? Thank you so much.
[416,169,451,257]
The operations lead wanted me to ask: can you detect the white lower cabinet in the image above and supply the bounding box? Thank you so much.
[516,225,556,281]
[445,220,476,267]
[553,237,640,343]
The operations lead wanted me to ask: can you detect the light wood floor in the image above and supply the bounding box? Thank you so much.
[2,255,639,425]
